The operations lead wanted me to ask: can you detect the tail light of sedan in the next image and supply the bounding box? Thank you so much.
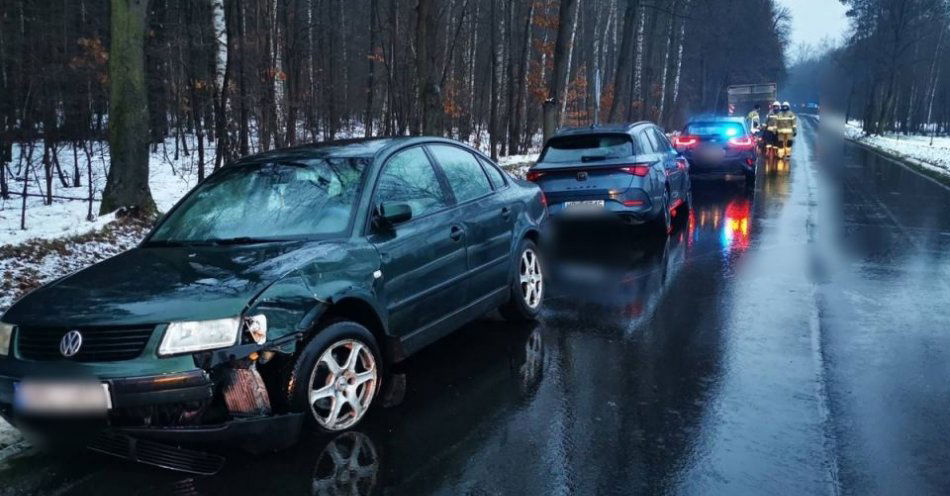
[727,136,755,150]
[673,135,698,150]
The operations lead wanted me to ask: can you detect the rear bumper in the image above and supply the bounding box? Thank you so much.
[546,195,656,224]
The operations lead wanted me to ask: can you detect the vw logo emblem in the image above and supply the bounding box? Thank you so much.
[577,171,588,181]
[60,330,83,357]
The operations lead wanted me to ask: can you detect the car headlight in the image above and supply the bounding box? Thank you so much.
[158,317,241,356]
[0,322,12,357]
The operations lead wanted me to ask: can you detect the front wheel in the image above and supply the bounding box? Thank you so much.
[499,239,544,322]
[284,321,382,432]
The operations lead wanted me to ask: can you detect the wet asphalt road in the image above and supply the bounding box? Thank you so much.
[2,117,950,495]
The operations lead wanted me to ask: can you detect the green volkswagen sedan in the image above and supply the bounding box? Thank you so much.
[0,137,546,459]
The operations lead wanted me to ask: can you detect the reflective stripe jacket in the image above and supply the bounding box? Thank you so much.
[766,112,779,132]
[746,110,760,128]
[776,111,797,134]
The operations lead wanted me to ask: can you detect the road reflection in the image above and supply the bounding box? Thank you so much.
[0,160,798,495]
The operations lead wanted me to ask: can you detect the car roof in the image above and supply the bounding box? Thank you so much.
[551,121,654,138]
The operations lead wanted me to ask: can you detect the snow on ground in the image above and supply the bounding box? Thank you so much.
[845,121,950,179]
[498,153,538,179]
[1,217,148,311]
[1,138,203,246]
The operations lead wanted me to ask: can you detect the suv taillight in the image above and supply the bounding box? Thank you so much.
[727,136,754,149]
[673,135,698,149]
[618,164,650,176]
[526,170,544,182]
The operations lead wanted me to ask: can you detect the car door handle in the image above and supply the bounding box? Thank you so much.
[501,207,511,219]
[450,225,465,241]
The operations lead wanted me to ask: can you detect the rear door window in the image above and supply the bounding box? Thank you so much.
[476,155,508,189]
[539,134,635,163]
[652,128,673,152]
[428,144,493,203]
[644,131,661,152]
[637,132,656,154]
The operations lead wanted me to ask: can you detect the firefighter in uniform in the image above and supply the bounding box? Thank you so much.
[764,101,781,155]
[775,101,797,159]
[746,104,762,134]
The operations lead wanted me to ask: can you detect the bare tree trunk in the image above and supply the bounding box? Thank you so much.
[542,0,581,141]
[100,0,155,216]
[489,0,500,158]
[85,140,94,221]
[629,2,645,121]
[42,140,52,205]
[657,0,680,125]
[504,0,515,155]
[416,0,442,135]
[72,142,81,187]
[607,0,637,123]
[364,0,378,137]
[512,0,535,154]
[670,1,688,110]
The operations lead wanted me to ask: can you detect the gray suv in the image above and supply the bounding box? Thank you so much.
[526,122,692,235]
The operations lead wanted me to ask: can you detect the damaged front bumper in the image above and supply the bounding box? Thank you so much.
[0,365,306,455]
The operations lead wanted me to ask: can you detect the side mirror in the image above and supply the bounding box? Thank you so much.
[378,202,412,226]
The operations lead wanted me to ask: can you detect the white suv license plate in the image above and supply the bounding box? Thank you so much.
[14,381,112,414]
[563,200,605,212]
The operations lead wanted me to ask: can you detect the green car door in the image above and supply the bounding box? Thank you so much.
[367,146,468,341]
[427,144,515,301]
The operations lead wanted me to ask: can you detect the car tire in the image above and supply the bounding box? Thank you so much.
[283,320,382,433]
[499,238,544,322]
[651,192,672,236]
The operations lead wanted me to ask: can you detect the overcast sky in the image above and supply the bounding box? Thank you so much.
[780,0,851,50]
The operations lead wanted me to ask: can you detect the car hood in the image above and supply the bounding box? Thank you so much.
[4,240,343,327]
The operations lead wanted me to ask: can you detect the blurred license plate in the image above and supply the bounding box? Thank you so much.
[563,200,604,212]
[700,147,725,161]
[14,381,112,414]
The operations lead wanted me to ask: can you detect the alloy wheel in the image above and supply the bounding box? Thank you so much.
[308,339,378,431]
[519,248,543,309]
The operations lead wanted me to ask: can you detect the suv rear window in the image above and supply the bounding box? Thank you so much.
[539,134,636,163]
[685,121,746,137]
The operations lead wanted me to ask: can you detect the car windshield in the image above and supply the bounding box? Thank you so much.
[149,158,368,244]
[685,121,746,137]
[539,134,635,163]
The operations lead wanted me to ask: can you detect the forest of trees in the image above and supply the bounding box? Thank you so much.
[786,0,950,137]
[0,0,789,218]
[840,0,950,136]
